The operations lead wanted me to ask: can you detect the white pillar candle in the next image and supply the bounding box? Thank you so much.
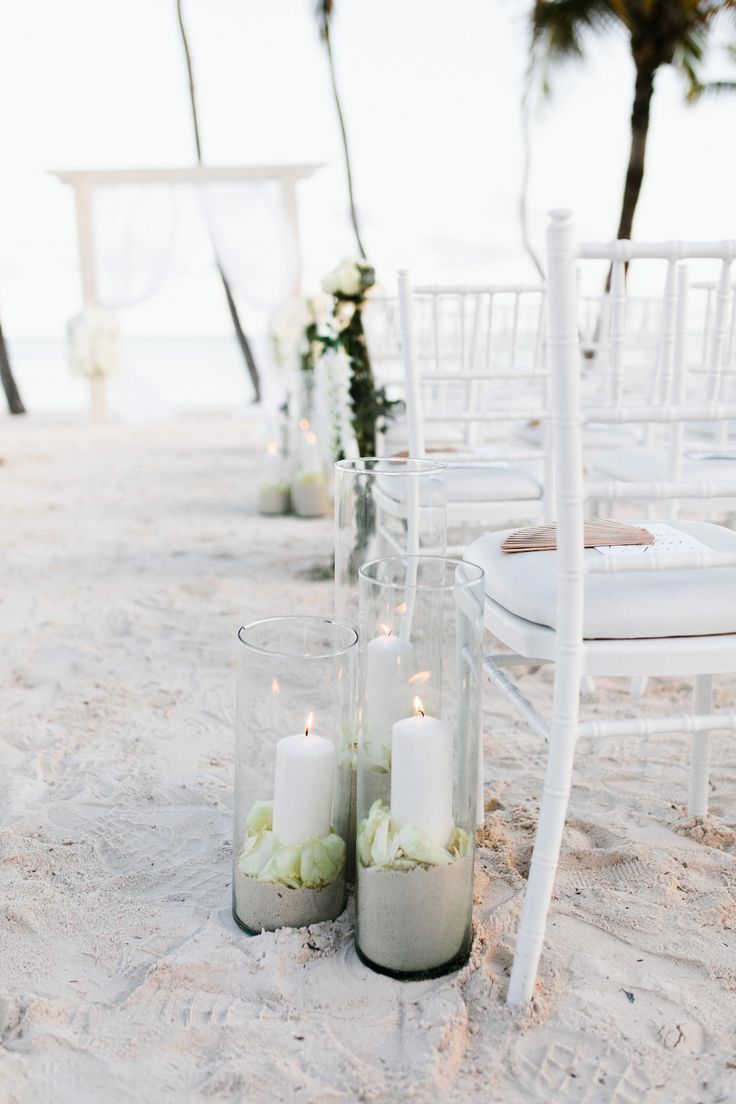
[364,627,414,762]
[262,441,287,488]
[272,715,336,845]
[390,697,454,847]
[297,430,324,477]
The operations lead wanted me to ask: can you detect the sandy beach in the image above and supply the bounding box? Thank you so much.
[2,414,736,1104]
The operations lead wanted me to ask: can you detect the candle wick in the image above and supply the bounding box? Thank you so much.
[418,707,424,718]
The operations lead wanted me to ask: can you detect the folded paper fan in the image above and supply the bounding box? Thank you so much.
[501,519,654,554]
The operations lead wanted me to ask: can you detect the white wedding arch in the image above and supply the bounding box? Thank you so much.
[53,164,322,419]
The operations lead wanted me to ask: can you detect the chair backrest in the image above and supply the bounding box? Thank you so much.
[397,272,548,457]
[546,211,736,673]
[362,293,405,396]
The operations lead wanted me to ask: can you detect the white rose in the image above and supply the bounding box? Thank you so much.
[306,292,334,325]
[334,300,356,331]
[322,259,362,298]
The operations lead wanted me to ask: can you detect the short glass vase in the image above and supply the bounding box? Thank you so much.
[233,616,358,933]
[355,556,485,978]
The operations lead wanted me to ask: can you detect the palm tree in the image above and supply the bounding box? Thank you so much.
[316,1,367,259]
[529,0,736,247]
[0,314,25,415]
[176,0,261,402]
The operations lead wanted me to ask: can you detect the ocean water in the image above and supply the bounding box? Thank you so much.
[6,336,284,419]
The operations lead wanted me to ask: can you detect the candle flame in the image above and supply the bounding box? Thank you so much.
[395,602,407,614]
[266,440,278,455]
[271,678,280,694]
[304,711,314,736]
[408,671,431,685]
[299,418,310,431]
[379,623,392,637]
[413,696,425,718]
[305,431,317,444]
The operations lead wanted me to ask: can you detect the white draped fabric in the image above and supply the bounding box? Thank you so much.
[92,184,178,309]
[90,179,298,314]
[199,181,297,311]
[55,165,318,421]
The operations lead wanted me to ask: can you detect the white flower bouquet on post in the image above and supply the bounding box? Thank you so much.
[300,259,397,463]
[67,306,120,380]
[67,305,120,423]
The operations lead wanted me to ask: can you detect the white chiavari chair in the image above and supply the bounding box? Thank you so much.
[396,273,551,534]
[464,211,736,1006]
[587,252,736,521]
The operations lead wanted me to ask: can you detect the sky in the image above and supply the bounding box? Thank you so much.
[0,0,734,340]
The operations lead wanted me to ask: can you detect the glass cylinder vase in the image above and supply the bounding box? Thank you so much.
[334,458,448,629]
[355,556,485,978]
[334,457,447,881]
[233,616,357,933]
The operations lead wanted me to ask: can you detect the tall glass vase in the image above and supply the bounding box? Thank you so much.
[355,556,485,978]
[233,616,358,933]
[334,458,447,880]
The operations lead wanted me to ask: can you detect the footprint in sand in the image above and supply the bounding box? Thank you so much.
[515,1037,652,1102]
[559,820,645,892]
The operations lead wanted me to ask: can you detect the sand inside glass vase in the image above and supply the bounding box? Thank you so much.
[356,856,473,976]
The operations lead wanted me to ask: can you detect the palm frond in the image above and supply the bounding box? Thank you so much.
[531,0,617,61]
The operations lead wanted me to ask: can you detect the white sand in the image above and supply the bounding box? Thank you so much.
[2,414,736,1103]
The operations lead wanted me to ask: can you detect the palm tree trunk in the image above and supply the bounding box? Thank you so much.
[0,316,25,415]
[519,61,545,281]
[616,59,655,242]
[603,59,656,294]
[176,0,261,402]
[323,23,367,260]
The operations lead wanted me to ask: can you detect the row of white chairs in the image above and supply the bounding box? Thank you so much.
[366,216,736,1006]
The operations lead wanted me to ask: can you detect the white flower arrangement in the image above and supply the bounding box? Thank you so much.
[67,306,120,379]
[322,258,375,299]
[273,255,390,467]
[313,344,359,465]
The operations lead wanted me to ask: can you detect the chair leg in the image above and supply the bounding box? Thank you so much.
[688,674,713,818]
[506,716,578,1006]
[580,673,595,698]
[630,675,648,700]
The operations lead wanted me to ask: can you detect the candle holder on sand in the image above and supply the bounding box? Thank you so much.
[355,556,484,978]
[292,428,330,518]
[234,616,357,933]
[258,439,291,516]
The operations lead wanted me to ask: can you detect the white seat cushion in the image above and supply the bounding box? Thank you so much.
[382,418,467,454]
[444,463,541,503]
[465,520,736,639]
[379,461,542,504]
[594,445,736,483]
[515,421,640,450]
